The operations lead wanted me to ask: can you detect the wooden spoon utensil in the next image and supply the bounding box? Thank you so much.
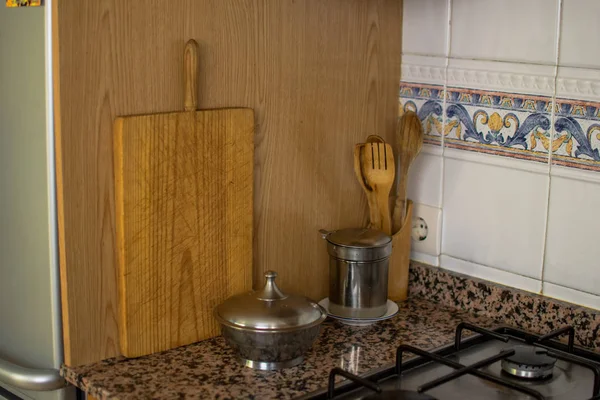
[392,111,423,233]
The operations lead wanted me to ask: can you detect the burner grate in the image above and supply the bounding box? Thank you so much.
[324,323,600,400]
[395,344,545,400]
[538,325,575,352]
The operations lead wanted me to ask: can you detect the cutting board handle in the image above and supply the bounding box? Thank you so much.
[184,39,199,111]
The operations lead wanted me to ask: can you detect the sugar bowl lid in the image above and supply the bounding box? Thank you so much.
[215,271,326,332]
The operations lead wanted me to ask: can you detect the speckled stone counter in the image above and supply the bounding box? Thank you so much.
[61,299,496,399]
[61,262,600,399]
[409,262,600,350]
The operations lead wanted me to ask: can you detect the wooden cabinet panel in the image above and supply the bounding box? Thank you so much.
[53,0,402,366]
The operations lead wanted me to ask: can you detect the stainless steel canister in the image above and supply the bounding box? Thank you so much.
[319,228,392,319]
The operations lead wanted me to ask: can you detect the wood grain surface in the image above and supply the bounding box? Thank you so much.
[114,108,254,358]
[54,0,402,366]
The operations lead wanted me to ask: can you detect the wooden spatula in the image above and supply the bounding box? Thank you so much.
[392,111,423,233]
[361,141,395,235]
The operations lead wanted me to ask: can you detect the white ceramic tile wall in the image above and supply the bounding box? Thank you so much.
[402,0,448,57]
[406,146,443,208]
[401,0,600,310]
[450,0,559,64]
[544,173,600,299]
[545,0,600,309]
[560,0,600,68]
[442,157,548,280]
[441,255,542,293]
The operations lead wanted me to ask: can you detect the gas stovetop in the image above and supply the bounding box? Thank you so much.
[300,323,600,400]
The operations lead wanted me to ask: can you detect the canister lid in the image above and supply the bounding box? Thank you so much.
[215,271,327,332]
[320,228,392,261]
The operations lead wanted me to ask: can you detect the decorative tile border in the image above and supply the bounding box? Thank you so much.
[447,66,555,97]
[409,261,600,351]
[399,84,444,146]
[399,82,600,171]
[553,97,600,170]
[557,75,600,102]
[401,59,600,99]
[445,87,552,164]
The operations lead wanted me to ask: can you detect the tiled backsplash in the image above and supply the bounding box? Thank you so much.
[402,83,600,170]
[402,0,600,310]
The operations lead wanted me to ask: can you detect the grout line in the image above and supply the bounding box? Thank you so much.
[540,0,564,295]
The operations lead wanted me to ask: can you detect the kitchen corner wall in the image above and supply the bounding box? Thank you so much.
[53,0,402,366]
[402,0,600,310]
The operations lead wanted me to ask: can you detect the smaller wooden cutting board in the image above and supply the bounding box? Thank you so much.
[114,40,254,358]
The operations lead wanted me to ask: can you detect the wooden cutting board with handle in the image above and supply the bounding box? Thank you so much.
[114,40,254,358]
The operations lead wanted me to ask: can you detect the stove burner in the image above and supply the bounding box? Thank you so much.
[364,390,437,400]
[501,345,557,379]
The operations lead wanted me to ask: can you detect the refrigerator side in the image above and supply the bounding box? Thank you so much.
[0,2,73,400]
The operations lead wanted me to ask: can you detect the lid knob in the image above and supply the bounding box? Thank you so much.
[265,270,277,279]
[256,270,288,301]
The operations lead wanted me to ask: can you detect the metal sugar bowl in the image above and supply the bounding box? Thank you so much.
[320,228,392,319]
[215,271,326,370]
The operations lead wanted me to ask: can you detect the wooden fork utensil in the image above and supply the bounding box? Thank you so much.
[360,141,395,235]
[354,144,382,230]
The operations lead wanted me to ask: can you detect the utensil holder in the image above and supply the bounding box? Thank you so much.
[388,199,413,301]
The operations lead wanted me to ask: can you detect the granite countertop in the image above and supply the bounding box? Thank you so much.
[61,299,497,400]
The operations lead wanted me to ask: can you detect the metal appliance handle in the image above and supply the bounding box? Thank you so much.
[0,357,66,391]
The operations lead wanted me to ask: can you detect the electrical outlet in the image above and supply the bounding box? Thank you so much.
[410,203,442,256]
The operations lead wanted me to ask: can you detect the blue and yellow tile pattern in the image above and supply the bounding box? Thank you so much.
[400,82,600,171]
